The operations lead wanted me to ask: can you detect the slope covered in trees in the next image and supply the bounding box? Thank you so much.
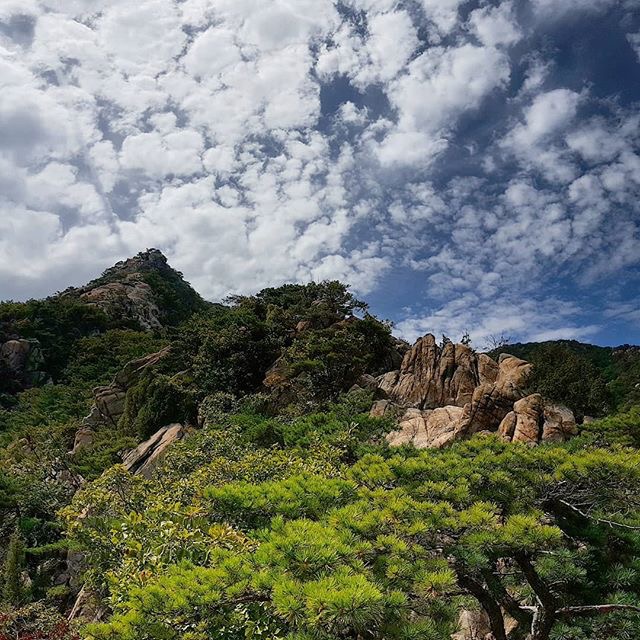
[1,251,639,640]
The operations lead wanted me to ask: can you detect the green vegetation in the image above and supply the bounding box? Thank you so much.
[58,409,640,640]
[0,259,639,640]
[490,340,640,417]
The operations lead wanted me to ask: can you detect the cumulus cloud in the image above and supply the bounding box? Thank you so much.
[0,0,638,345]
[376,43,511,166]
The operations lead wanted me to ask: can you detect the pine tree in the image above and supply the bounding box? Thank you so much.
[2,531,25,605]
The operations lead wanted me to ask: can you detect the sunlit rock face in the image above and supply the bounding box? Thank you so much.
[376,335,576,449]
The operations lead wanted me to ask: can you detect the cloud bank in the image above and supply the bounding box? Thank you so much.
[1,0,639,345]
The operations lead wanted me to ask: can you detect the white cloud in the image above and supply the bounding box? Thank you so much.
[419,0,468,37]
[500,89,582,183]
[120,130,204,179]
[396,294,600,346]
[376,43,510,166]
[96,0,186,76]
[468,2,522,47]
[183,27,242,79]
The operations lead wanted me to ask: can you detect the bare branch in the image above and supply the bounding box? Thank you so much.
[557,499,640,531]
[556,604,640,617]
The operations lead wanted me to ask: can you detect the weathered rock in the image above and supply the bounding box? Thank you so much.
[122,423,189,478]
[70,427,96,455]
[499,396,577,445]
[82,347,170,429]
[457,355,532,437]
[386,406,464,449]
[0,338,49,385]
[512,394,544,443]
[543,402,578,442]
[68,586,107,623]
[350,374,379,394]
[369,399,403,419]
[451,609,492,640]
[478,353,499,385]
[60,249,202,331]
[80,280,162,330]
[378,334,498,410]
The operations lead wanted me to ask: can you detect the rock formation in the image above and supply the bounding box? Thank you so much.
[59,248,204,330]
[455,354,532,438]
[386,406,465,449]
[377,334,498,409]
[499,395,577,444]
[121,423,189,478]
[376,335,576,449]
[0,338,49,386]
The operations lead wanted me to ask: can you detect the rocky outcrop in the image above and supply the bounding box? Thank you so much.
[60,250,171,330]
[499,395,577,444]
[71,346,171,454]
[376,336,576,449]
[377,335,497,410]
[80,280,162,330]
[0,338,49,386]
[60,249,203,331]
[122,423,189,478]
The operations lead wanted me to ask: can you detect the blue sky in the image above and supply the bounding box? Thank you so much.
[0,0,639,348]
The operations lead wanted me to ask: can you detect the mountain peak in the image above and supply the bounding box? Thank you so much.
[61,249,205,330]
[92,248,171,285]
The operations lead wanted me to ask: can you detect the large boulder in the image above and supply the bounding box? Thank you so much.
[386,406,465,449]
[456,354,532,437]
[499,396,577,445]
[121,423,189,478]
[377,335,499,410]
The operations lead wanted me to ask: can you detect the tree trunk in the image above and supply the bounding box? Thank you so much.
[456,569,508,640]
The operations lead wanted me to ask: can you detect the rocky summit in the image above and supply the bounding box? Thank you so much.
[1,252,639,640]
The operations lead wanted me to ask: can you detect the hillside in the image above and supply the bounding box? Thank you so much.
[1,252,640,640]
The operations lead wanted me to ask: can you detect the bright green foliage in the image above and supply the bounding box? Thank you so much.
[0,298,112,382]
[494,340,640,414]
[0,384,88,439]
[273,316,394,406]
[118,371,197,439]
[206,475,357,529]
[579,406,640,448]
[75,430,640,640]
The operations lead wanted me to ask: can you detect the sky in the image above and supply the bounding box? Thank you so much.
[1,0,639,348]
